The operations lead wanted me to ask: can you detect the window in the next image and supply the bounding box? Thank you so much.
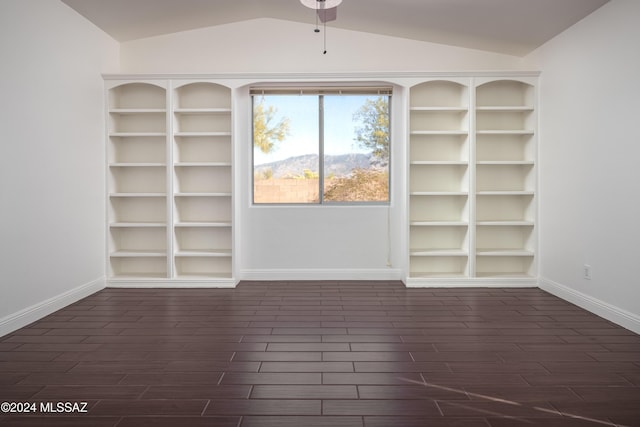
[252,86,391,204]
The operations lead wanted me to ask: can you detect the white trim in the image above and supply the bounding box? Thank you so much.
[405,278,537,288]
[0,277,106,338]
[539,277,640,334]
[107,279,238,288]
[103,71,541,81]
[240,268,403,281]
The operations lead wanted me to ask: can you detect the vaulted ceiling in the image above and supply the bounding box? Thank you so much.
[61,0,609,56]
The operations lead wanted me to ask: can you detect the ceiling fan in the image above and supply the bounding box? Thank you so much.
[300,0,342,23]
[300,0,343,53]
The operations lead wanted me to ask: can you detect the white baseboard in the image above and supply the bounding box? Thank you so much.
[539,276,640,334]
[0,276,106,338]
[107,278,238,288]
[405,277,538,288]
[240,268,403,281]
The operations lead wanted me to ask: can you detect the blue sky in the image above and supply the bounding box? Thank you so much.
[253,94,378,165]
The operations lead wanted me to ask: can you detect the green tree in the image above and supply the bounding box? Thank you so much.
[253,99,290,154]
[353,96,390,161]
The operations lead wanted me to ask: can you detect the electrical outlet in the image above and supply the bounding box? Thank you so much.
[583,264,592,280]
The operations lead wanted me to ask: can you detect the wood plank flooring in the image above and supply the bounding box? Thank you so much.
[1,280,639,426]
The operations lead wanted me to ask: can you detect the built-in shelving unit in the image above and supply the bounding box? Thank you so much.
[474,78,536,279]
[106,80,233,286]
[408,77,537,284]
[104,72,535,287]
[408,80,471,279]
[172,82,233,280]
[107,82,168,280]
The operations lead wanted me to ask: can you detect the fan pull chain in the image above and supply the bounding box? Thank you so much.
[323,17,327,54]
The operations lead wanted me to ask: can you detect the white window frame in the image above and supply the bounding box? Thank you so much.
[251,85,392,206]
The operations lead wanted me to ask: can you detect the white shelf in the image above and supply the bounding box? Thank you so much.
[109,193,166,198]
[110,136,166,165]
[476,130,534,135]
[410,134,469,163]
[174,108,231,114]
[110,108,166,114]
[174,162,232,167]
[410,130,468,135]
[475,272,534,278]
[410,164,469,193]
[476,161,534,165]
[476,221,534,226]
[410,161,468,166]
[174,256,231,278]
[410,221,468,227]
[409,272,469,279]
[410,249,467,257]
[174,195,231,223]
[174,192,232,197]
[110,222,166,228]
[410,191,468,196]
[476,191,534,196]
[175,221,232,227]
[476,249,534,256]
[175,249,232,257]
[110,250,167,257]
[410,107,468,112]
[110,163,166,167]
[475,106,533,112]
[174,136,231,164]
[110,132,166,137]
[110,273,168,279]
[476,254,534,277]
[410,254,468,278]
[173,273,233,280]
[175,132,232,137]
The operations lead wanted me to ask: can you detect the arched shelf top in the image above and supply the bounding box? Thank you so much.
[475,80,535,108]
[174,82,232,110]
[475,76,536,86]
[108,82,167,110]
[173,81,231,91]
[411,80,469,89]
[109,81,166,90]
[476,79,534,89]
[410,80,469,109]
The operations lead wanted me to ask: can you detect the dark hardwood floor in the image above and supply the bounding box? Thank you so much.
[1,281,639,426]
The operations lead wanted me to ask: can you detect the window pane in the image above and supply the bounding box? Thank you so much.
[323,95,390,203]
[253,95,320,203]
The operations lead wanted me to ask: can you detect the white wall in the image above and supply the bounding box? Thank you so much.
[233,81,407,280]
[0,0,119,335]
[529,0,640,332]
[121,18,532,74]
[121,19,531,280]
